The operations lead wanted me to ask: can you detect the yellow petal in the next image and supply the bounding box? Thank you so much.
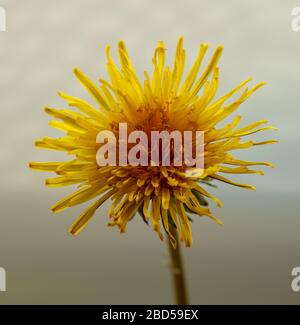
[69,188,116,235]
[211,174,256,190]
[29,162,61,172]
[73,68,111,110]
[161,186,170,210]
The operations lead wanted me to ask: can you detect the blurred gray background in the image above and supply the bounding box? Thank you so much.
[0,0,299,304]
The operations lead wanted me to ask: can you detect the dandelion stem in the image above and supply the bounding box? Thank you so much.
[167,225,188,305]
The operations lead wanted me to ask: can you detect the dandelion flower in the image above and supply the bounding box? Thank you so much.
[29,37,276,248]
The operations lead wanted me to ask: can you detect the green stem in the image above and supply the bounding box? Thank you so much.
[167,226,189,305]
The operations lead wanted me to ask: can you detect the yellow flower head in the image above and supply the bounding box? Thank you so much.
[30,37,277,248]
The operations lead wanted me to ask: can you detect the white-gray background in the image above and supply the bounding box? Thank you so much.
[0,0,299,304]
